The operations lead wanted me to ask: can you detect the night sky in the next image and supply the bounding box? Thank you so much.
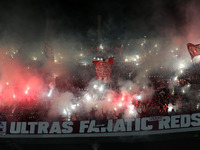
[0,0,197,44]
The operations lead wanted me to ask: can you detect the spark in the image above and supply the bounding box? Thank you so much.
[122,97,124,101]
[93,84,97,89]
[86,94,91,101]
[174,76,178,81]
[32,56,37,61]
[71,105,76,110]
[136,55,140,59]
[128,105,135,114]
[99,44,103,50]
[137,95,142,100]
[25,86,30,95]
[197,104,200,109]
[168,103,174,112]
[118,103,122,107]
[179,63,185,69]
[47,88,53,97]
[63,109,67,115]
[99,85,104,92]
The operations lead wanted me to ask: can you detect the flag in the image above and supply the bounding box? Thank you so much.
[43,43,54,62]
[119,44,123,57]
[187,43,200,59]
[93,57,114,83]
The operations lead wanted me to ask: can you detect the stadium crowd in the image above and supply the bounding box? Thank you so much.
[0,61,200,122]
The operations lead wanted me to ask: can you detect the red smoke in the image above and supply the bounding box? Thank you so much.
[0,51,46,105]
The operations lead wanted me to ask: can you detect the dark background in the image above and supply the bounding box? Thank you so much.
[0,0,196,44]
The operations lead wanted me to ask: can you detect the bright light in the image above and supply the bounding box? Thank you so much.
[168,103,173,112]
[13,94,16,99]
[32,56,37,61]
[137,95,142,100]
[118,103,122,107]
[99,85,104,92]
[128,105,135,114]
[174,76,178,81]
[155,44,157,48]
[25,86,30,95]
[6,82,9,86]
[179,63,185,69]
[63,109,67,115]
[99,44,103,49]
[197,104,200,109]
[80,53,83,57]
[47,89,53,97]
[108,98,111,102]
[71,105,76,110]
[136,55,140,59]
[93,84,97,89]
[86,94,91,101]
[125,58,128,62]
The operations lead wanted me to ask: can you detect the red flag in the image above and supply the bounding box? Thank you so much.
[93,57,114,83]
[187,43,200,59]
[44,43,54,62]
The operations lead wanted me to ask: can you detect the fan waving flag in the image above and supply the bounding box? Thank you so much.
[43,43,54,62]
[93,57,114,83]
[187,43,200,59]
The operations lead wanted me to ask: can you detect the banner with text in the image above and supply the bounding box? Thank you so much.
[1,113,200,137]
